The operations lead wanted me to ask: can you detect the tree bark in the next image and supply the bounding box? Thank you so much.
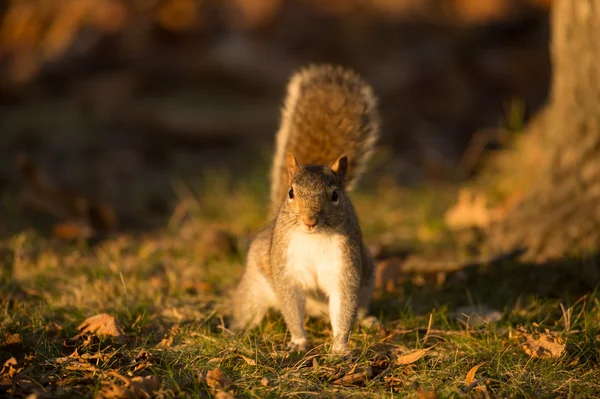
[486,0,600,261]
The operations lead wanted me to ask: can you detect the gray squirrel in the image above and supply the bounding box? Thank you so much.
[230,64,380,354]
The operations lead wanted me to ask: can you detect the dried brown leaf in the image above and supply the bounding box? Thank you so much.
[465,362,485,385]
[77,313,125,343]
[1,332,24,355]
[2,332,22,346]
[156,326,180,348]
[45,322,63,335]
[417,388,439,399]
[239,354,256,366]
[396,348,432,365]
[156,336,173,348]
[205,368,232,391]
[1,357,22,378]
[128,376,160,398]
[516,330,566,358]
[214,391,235,399]
[66,360,100,372]
[97,374,160,399]
[332,365,373,386]
[384,374,405,390]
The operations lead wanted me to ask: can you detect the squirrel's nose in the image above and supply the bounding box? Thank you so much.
[302,215,319,228]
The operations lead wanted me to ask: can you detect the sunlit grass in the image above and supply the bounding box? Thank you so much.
[1,175,599,398]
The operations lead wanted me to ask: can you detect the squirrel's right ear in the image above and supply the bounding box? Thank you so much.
[331,154,348,180]
[286,153,300,184]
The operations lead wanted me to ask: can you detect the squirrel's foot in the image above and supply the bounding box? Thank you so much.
[331,338,350,356]
[226,318,244,335]
[287,337,308,353]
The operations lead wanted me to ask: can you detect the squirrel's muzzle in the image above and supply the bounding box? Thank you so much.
[301,215,319,230]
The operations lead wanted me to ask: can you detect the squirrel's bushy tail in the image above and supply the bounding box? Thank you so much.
[270,65,380,213]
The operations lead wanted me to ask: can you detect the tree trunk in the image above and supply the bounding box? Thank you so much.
[486,0,600,261]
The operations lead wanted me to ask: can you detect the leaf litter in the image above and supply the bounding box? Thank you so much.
[96,372,160,399]
[331,364,373,386]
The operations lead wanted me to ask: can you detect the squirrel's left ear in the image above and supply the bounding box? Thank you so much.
[331,155,348,181]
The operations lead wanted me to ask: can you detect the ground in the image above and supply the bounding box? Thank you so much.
[1,164,599,398]
[0,2,597,397]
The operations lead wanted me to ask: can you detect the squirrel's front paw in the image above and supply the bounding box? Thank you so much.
[287,337,308,353]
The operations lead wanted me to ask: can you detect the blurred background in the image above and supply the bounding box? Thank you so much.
[0,0,552,238]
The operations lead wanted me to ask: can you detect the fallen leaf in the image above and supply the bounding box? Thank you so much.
[396,348,432,365]
[66,360,100,372]
[131,349,152,372]
[2,332,22,346]
[332,365,373,386]
[205,368,232,391]
[45,322,63,335]
[384,375,405,390]
[77,313,125,343]
[97,374,160,399]
[156,335,173,348]
[417,388,439,399]
[239,354,256,366]
[515,329,566,358]
[465,362,485,385]
[1,357,23,378]
[214,391,235,399]
[24,393,49,399]
[1,332,24,354]
[156,325,180,349]
[128,376,160,397]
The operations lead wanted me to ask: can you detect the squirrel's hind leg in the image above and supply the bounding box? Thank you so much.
[357,248,378,329]
[230,228,275,332]
[357,278,374,321]
[230,268,275,332]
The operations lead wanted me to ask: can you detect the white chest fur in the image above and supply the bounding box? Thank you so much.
[285,230,344,295]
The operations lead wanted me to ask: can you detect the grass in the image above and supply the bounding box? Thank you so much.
[1,168,600,398]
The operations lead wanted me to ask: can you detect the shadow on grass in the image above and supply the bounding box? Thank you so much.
[372,253,600,325]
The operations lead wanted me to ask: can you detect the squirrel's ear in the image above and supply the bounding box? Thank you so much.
[331,155,348,180]
[286,153,300,184]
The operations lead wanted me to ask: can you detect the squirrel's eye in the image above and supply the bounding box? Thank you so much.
[288,187,294,200]
[331,189,339,202]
